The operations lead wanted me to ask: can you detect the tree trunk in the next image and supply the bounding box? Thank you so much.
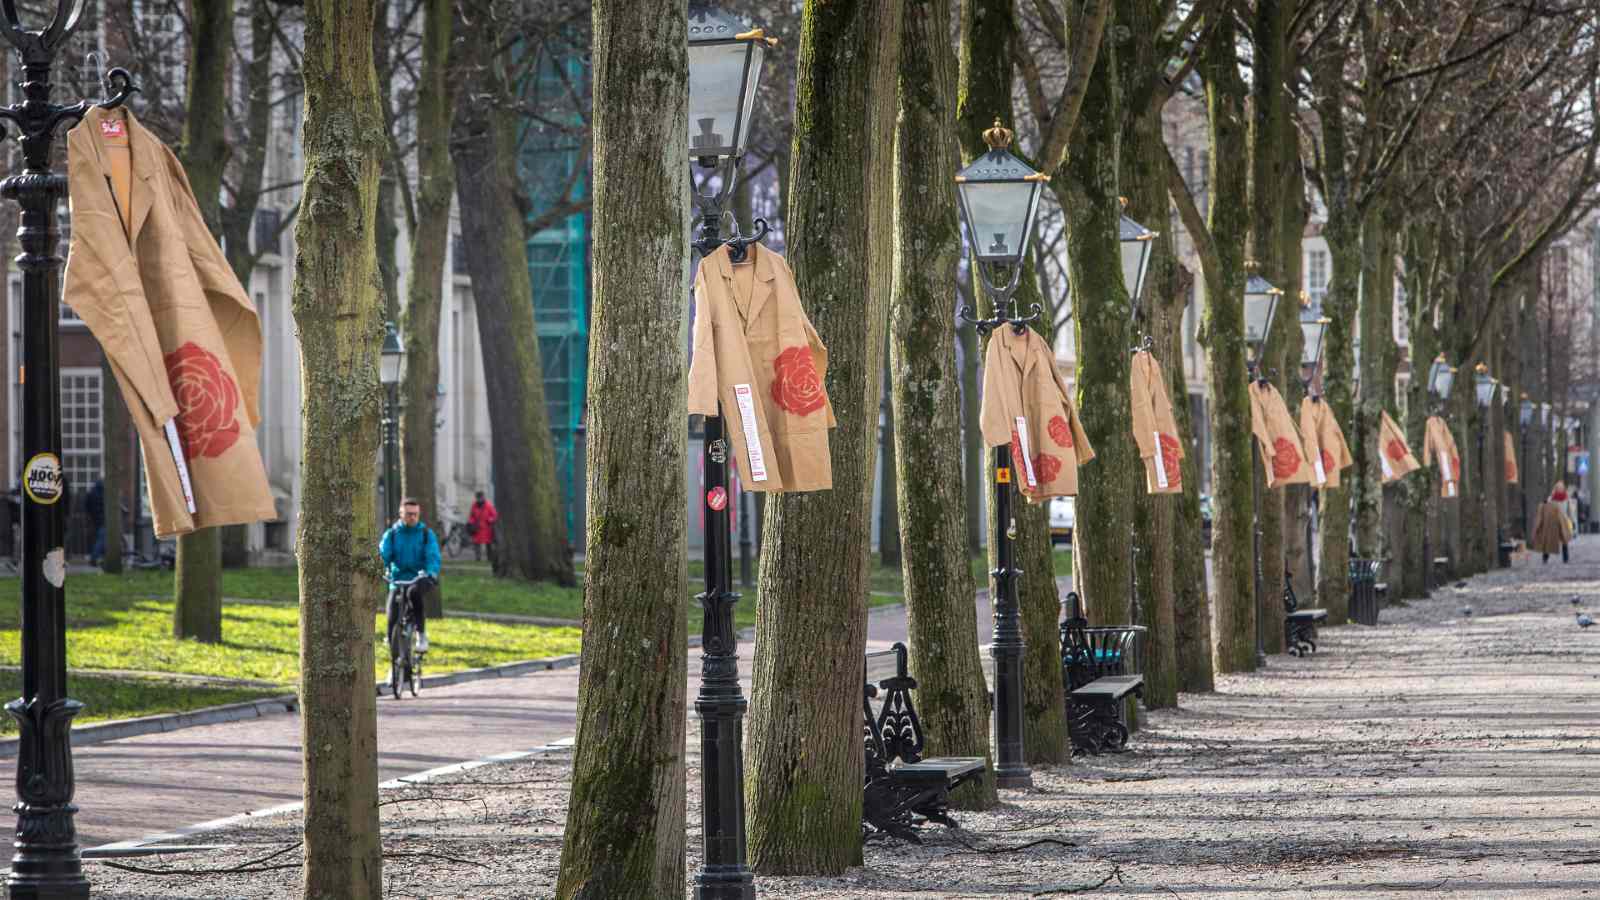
[452,7,576,587]
[1354,205,1393,560]
[554,2,688,893]
[959,278,984,554]
[954,0,1068,762]
[399,0,454,579]
[889,0,996,810]
[1200,19,1256,673]
[171,0,231,641]
[878,347,901,568]
[747,0,899,873]
[101,359,127,575]
[292,0,387,895]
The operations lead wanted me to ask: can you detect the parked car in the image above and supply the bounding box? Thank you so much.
[1049,496,1075,545]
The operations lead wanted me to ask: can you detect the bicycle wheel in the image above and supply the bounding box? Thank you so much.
[410,652,421,697]
[387,623,404,700]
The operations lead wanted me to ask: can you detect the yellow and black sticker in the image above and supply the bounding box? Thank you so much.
[22,452,62,505]
[996,467,1011,484]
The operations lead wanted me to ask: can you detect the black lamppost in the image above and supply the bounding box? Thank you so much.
[0,3,138,895]
[1473,364,1496,567]
[1243,266,1282,667]
[687,8,771,897]
[955,119,1047,789]
[1298,298,1329,588]
[381,322,404,522]
[1423,354,1456,594]
[1520,394,1534,538]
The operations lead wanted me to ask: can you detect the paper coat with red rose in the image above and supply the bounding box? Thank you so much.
[1247,381,1314,488]
[687,243,836,492]
[1504,429,1519,484]
[1378,411,1421,483]
[1422,415,1463,498]
[62,107,274,537]
[1298,397,1354,488]
[979,325,1094,501]
[1129,350,1183,495]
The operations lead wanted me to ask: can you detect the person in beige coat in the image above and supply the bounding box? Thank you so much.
[980,325,1093,501]
[1298,396,1354,488]
[1248,380,1314,488]
[62,106,275,537]
[687,242,836,492]
[1531,482,1574,562]
[1129,349,1183,494]
[1378,411,1421,482]
[1422,415,1462,498]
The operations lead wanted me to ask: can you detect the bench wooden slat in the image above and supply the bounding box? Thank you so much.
[1288,608,1328,622]
[891,758,985,779]
[1069,675,1142,701]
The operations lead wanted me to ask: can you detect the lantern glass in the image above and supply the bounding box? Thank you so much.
[1242,274,1282,349]
[957,179,1041,263]
[381,323,403,386]
[1119,214,1156,303]
[1299,316,1329,369]
[1474,371,1495,409]
[688,10,766,160]
[1427,358,1455,397]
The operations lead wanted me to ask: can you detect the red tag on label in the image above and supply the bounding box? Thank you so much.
[99,118,125,138]
[706,486,728,511]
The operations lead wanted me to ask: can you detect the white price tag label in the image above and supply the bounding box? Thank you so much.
[164,419,197,514]
[1313,457,1327,485]
[1380,455,1394,479]
[1152,431,1168,489]
[733,384,768,482]
[1445,479,1456,498]
[1014,417,1037,487]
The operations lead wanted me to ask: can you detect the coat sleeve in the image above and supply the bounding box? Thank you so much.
[979,337,1012,448]
[686,265,719,417]
[163,145,265,427]
[1298,399,1324,474]
[425,529,442,578]
[1129,354,1157,459]
[63,134,181,425]
[1249,384,1271,450]
[1046,361,1095,463]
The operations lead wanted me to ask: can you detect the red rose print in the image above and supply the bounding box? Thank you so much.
[1386,439,1408,462]
[1158,433,1182,487]
[1450,454,1461,482]
[1505,459,1517,481]
[770,345,825,416]
[164,342,241,459]
[1032,452,1062,487]
[1048,415,1074,449]
[1321,450,1335,474]
[1009,427,1061,494]
[1271,437,1301,480]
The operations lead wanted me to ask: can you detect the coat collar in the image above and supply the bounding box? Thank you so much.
[712,242,776,328]
[71,106,160,245]
[996,324,1036,378]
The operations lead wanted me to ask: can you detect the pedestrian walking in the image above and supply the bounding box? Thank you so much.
[1531,481,1574,563]
[86,478,105,566]
[467,490,498,564]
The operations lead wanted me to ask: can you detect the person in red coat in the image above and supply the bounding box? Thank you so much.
[467,491,498,563]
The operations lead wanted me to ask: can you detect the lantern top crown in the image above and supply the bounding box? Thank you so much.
[984,118,1013,150]
[1244,272,1284,297]
[957,121,1050,185]
[688,6,776,45]
[1474,362,1489,374]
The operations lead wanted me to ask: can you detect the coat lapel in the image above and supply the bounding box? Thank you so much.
[125,113,160,245]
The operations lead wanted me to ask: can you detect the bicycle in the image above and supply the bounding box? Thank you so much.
[439,522,472,559]
[386,572,433,699]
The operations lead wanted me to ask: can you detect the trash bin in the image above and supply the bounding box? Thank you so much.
[1348,558,1381,626]
[1498,541,1515,568]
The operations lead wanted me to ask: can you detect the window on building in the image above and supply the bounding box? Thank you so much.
[1306,249,1328,298]
[61,368,103,495]
[255,208,281,257]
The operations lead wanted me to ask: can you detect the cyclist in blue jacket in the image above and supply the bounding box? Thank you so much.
[379,498,441,652]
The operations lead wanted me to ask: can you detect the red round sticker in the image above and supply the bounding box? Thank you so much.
[706,486,728,511]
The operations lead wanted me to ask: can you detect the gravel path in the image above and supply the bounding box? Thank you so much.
[92,545,1600,898]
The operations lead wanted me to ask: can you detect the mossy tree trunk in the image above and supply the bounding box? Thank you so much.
[1399,221,1441,599]
[747,0,900,873]
[956,0,1068,763]
[1354,204,1395,560]
[553,2,688,893]
[889,0,997,810]
[292,0,388,894]
[452,3,576,587]
[172,0,232,643]
[399,0,455,582]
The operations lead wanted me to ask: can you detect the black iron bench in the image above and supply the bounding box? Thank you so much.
[1283,571,1328,655]
[1058,592,1145,755]
[861,642,986,842]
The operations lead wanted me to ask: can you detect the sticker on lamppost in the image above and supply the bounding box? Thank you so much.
[707,486,728,511]
[42,548,64,588]
[22,452,62,505]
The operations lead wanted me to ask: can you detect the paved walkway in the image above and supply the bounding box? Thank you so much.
[68,586,1009,849]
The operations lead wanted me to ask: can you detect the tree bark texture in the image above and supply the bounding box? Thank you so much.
[453,6,576,587]
[748,0,900,874]
[1354,205,1393,559]
[1115,2,1178,705]
[889,0,996,810]
[101,359,127,574]
[1199,19,1256,673]
[292,1,387,895]
[171,0,232,641]
[399,0,455,566]
[554,2,688,894]
[956,0,1067,762]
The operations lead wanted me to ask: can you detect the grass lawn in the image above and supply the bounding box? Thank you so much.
[0,670,283,735]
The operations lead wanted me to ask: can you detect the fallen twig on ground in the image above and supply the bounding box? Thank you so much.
[98,842,302,876]
[1030,866,1122,895]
